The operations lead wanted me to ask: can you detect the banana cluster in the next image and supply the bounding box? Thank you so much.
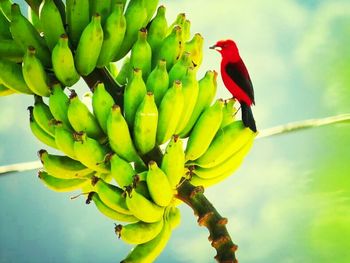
[0,1,256,262]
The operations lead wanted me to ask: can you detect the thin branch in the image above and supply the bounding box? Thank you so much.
[0,160,42,176]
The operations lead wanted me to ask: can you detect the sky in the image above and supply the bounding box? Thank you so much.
[1,0,350,262]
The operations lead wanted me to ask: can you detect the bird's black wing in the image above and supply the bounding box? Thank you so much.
[225,60,255,104]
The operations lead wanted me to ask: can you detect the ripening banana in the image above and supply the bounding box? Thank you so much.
[0,58,33,94]
[73,132,110,173]
[175,67,199,135]
[38,149,92,179]
[114,0,147,61]
[92,82,114,134]
[168,51,192,86]
[106,105,144,167]
[10,4,51,67]
[22,46,51,97]
[123,68,147,128]
[38,170,88,192]
[147,6,167,67]
[166,206,181,229]
[161,136,185,189]
[193,121,255,168]
[185,99,224,161]
[86,192,138,223]
[51,34,80,87]
[48,82,72,129]
[0,0,12,21]
[110,153,135,188]
[126,188,164,223]
[91,176,131,214]
[182,19,191,42]
[146,59,169,106]
[115,56,130,85]
[181,70,218,137]
[0,39,23,63]
[39,0,66,50]
[193,139,254,181]
[146,161,173,207]
[74,13,103,76]
[130,28,152,80]
[157,25,182,71]
[221,98,237,129]
[156,81,184,145]
[184,33,204,68]
[121,220,172,263]
[96,3,126,67]
[89,0,110,25]
[133,93,158,155]
[115,219,163,245]
[53,121,77,159]
[66,0,90,47]
[68,90,105,142]
[0,83,16,96]
[32,96,56,137]
[28,106,57,149]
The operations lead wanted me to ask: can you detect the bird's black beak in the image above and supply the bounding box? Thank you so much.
[209,45,221,51]
[209,45,216,50]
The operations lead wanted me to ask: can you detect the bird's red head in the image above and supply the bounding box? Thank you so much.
[210,39,240,61]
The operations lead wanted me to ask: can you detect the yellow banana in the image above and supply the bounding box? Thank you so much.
[32,96,56,137]
[166,206,181,229]
[48,82,72,129]
[146,59,169,106]
[110,153,135,188]
[182,19,191,42]
[133,92,158,155]
[221,98,237,129]
[184,33,204,68]
[0,39,23,63]
[53,121,77,160]
[115,219,163,245]
[66,0,90,47]
[38,170,88,192]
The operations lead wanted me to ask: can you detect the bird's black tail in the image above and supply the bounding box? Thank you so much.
[241,103,257,132]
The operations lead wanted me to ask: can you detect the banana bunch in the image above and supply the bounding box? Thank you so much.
[1,1,257,262]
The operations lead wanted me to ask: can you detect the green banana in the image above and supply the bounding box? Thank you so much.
[0,0,12,21]
[22,46,50,97]
[89,0,111,25]
[193,139,254,181]
[27,5,43,33]
[0,83,16,96]
[91,176,130,214]
[74,13,103,76]
[96,3,126,67]
[175,67,199,135]
[182,19,191,42]
[181,70,218,137]
[53,121,77,159]
[193,121,255,168]
[51,34,80,87]
[53,0,66,24]
[168,51,192,86]
[68,90,105,142]
[185,99,224,161]
[156,80,184,145]
[114,0,147,61]
[0,9,11,39]
[130,28,152,80]
[0,39,23,63]
[133,92,158,155]
[123,68,147,128]
[115,219,163,245]
[66,0,90,47]
[110,153,135,188]
[184,33,204,68]
[28,106,57,149]
[221,98,237,129]
[147,6,167,67]
[144,0,158,22]
[39,0,65,50]
[38,149,92,179]
[38,170,88,192]
[161,135,185,189]
[115,56,130,85]
[146,59,169,106]
[166,206,181,229]
[32,96,56,137]
[92,82,114,134]
[10,4,51,67]
[0,58,33,94]
[106,105,144,166]
[87,192,138,222]
[121,220,171,263]
[106,62,118,79]
[146,161,173,207]
[48,82,72,129]
[167,13,185,35]
[126,188,164,223]
[73,132,110,173]
[157,25,182,71]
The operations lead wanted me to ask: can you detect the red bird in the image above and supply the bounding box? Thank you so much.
[210,39,256,132]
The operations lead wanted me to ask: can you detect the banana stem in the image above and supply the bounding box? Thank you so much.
[82,67,124,110]
[176,179,238,263]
